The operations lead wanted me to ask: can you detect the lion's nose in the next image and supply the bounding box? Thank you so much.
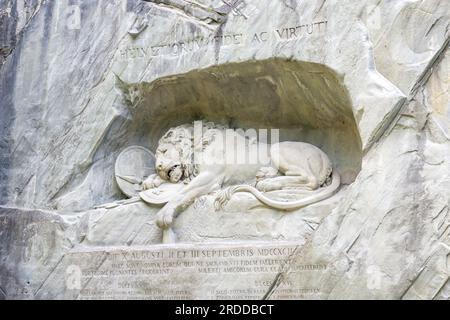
[156,164,162,171]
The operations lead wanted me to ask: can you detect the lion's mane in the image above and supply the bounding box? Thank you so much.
[156,121,228,182]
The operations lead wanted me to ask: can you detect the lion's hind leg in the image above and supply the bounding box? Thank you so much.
[255,175,317,192]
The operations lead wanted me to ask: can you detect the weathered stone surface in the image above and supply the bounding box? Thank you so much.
[0,207,79,299]
[0,0,44,66]
[0,0,449,299]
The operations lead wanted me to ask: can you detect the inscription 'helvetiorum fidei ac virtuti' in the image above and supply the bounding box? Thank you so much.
[119,20,328,60]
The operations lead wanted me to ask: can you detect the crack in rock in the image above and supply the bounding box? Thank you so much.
[142,0,226,24]
[262,245,300,300]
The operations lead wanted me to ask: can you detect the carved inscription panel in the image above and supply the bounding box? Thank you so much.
[41,242,330,299]
[118,20,328,60]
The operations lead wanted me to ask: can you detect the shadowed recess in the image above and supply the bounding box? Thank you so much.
[118,58,362,184]
[55,58,363,210]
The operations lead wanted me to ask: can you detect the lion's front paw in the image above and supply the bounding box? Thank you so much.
[156,206,174,229]
[142,174,162,190]
[142,181,154,190]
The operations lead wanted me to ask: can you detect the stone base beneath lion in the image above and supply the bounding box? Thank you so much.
[85,187,346,246]
[0,189,344,299]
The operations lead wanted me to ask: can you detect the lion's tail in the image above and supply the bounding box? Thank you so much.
[214,171,340,211]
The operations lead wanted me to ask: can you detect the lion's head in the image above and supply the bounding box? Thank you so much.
[154,121,227,183]
[155,124,195,183]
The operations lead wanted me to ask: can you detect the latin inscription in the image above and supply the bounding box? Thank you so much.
[119,20,328,60]
[64,243,329,300]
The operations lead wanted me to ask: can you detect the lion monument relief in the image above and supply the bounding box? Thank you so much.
[135,121,340,242]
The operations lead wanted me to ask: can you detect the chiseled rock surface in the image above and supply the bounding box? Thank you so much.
[174,188,345,244]
[0,0,449,299]
[0,0,44,66]
[0,207,78,299]
[275,49,450,300]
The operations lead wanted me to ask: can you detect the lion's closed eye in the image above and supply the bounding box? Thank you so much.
[164,132,173,139]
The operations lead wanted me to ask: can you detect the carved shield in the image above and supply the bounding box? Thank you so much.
[115,146,155,198]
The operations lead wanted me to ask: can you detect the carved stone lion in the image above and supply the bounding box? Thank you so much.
[141,121,340,235]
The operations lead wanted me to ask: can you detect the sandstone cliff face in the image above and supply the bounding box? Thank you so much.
[0,0,449,299]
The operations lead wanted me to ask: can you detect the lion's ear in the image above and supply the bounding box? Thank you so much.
[163,130,174,139]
